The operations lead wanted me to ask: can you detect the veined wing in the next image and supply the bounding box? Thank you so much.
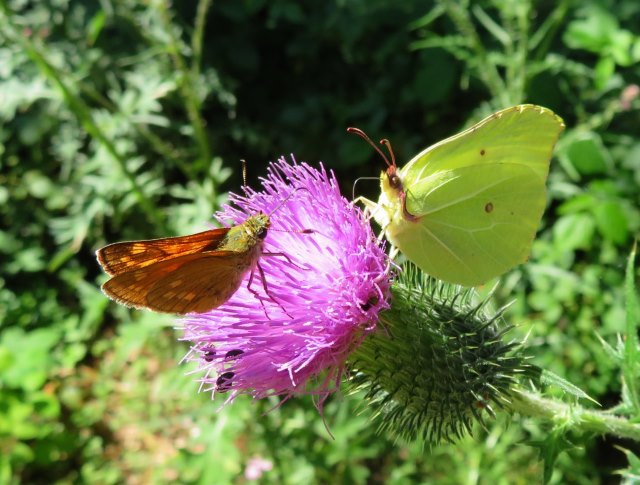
[401,105,564,188]
[389,163,546,286]
[101,250,251,314]
[96,228,229,276]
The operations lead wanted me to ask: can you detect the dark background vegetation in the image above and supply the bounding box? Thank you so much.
[1,0,639,483]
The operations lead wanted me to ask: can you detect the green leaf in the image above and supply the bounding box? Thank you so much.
[633,38,640,63]
[530,429,577,485]
[595,56,615,90]
[552,213,596,252]
[623,243,640,412]
[87,10,106,46]
[0,327,61,391]
[563,6,619,54]
[609,29,634,66]
[539,369,599,404]
[561,131,610,176]
[622,143,640,186]
[593,200,629,245]
[557,193,597,215]
[615,446,640,482]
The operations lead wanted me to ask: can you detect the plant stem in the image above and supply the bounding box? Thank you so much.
[192,0,213,80]
[512,2,529,103]
[157,0,212,174]
[511,389,640,441]
[530,0,570,62]
[440,0,507,103]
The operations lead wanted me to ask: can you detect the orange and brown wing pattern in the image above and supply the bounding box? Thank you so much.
[101,250,251,314]
[96,228,230,276]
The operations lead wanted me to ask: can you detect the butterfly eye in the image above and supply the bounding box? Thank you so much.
[389,174,403,190]
[257,227,268,240]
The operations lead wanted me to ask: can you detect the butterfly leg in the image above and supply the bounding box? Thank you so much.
[262,252,308,271]
[354,197,394,243]
[246,263,293,319]
[246,267,272,320]
[353,196,375,221]
[257,262,293,318]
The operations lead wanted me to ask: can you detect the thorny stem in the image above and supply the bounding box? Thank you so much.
[511,389,640,442]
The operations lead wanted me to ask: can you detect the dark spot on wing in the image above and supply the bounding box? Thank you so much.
[484,202,494,213]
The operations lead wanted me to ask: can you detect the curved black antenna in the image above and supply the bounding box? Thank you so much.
[352,176,380,200]
[347,127,396,170]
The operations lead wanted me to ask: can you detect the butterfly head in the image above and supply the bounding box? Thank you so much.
[346,126,406,194]
[245,212,271,240]
[385,165,404,193]
[347,126,416,223]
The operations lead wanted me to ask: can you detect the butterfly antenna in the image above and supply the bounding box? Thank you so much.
[268,187,316,235]
[347,127,394,169]
[352,176,380,200]
[240,159,248,188]
[267,186,310,217]
[379,138,396,167]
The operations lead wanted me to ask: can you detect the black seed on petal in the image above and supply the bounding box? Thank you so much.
[202,346,216,362]
[225,349,244,360]
[216,372,235,393]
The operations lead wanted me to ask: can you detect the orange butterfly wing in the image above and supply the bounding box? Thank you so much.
[96,228,230,276]
[101,251,253,314]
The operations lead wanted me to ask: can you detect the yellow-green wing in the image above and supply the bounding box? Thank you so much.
[388,163,545,286]
[384,104,564,286]
[401,105,564,190]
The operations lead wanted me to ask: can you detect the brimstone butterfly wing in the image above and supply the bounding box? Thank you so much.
[354,104,565,286]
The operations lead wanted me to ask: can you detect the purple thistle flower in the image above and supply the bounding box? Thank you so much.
[180,156,390,406]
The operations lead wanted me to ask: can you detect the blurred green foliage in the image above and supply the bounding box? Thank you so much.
[0,0,639,483]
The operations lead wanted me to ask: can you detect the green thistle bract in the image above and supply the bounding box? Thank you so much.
[349,263,534,443]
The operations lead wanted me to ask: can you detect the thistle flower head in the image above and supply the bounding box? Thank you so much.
[349,263,533,443]
[181,157,390,405]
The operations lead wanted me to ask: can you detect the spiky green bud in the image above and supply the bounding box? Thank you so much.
[349,263,535,443]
